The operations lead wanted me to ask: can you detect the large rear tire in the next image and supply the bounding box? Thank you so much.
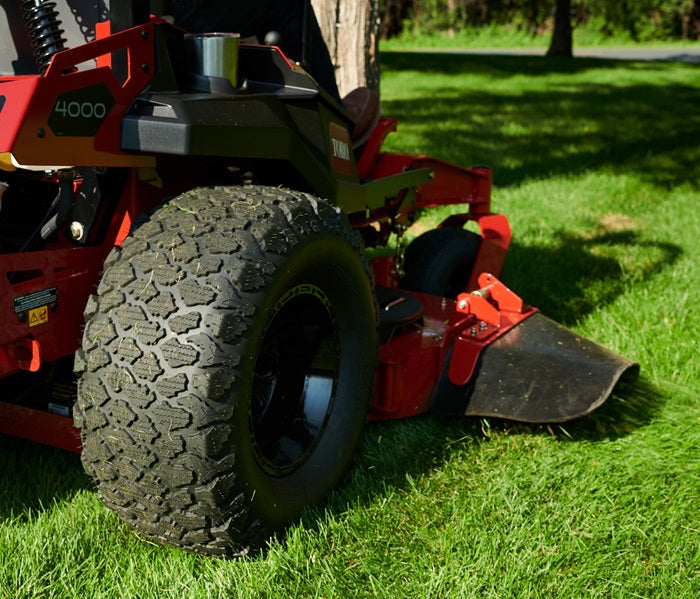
[74,186,377,556]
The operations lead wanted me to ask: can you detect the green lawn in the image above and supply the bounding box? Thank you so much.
[380,24,700,50]
[1,53,699,598]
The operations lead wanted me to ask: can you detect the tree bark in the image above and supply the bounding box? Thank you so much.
[447,0,457,37]
[478,0,489,24]
[546,0,573,57]
[311,0,380,97]
[683,0,700,39]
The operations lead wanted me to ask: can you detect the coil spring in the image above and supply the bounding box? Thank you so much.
[20,0,67,73]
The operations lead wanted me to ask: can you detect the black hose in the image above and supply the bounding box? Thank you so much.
[39,170,73,240]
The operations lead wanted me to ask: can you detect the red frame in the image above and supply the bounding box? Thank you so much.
[0,168,161,452]
[1,22,156,167]
[370,275,534,421]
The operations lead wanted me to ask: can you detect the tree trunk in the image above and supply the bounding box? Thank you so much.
[683,0,700,40]
[478,0,489,24]
[381,0,404,39]
[447,0,457,37]
[527,0,541,33]
[546,0,572,57]
[311,0,380,97]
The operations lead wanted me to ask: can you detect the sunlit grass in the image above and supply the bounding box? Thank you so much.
[380,23,700,50]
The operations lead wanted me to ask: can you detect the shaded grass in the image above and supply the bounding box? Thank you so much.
[1,53,699,597]
[379,53,700,191]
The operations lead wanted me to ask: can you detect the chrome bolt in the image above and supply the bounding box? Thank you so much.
[69,221,84,240]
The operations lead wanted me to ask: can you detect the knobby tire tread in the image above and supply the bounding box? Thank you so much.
[74,185,374,556]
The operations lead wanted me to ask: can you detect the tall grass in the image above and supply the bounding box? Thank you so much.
[1,53,699,597]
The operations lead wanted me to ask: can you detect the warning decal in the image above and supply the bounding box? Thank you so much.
[14,287,57,313]
[29,306,49,327]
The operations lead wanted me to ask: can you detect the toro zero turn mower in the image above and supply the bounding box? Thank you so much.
[0,0,638,556]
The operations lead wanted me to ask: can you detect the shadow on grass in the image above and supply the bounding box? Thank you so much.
[381,51,680,78]
[501,230,681,326]
[0,436,90,522]
[0,382,661,552]
[299,374,665,540]
[551,375,665,440]
[381,52,700,190]
[466,373,665,443]
[0,357,91,523]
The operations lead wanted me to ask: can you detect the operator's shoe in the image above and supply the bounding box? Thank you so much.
[343,87,381,148]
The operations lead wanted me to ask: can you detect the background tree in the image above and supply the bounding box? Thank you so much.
[377,1,698,42]
[547,0,573,56]
[683,0,700,39]
[312,0,381,96]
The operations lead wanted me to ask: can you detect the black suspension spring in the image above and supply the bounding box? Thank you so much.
[19,0,67,73]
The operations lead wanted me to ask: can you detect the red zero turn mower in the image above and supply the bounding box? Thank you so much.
[0,1,638,555]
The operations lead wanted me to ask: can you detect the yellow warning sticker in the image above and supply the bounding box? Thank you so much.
[29,306,49,327]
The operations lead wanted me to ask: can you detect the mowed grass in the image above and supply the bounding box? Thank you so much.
[1,53,699,597]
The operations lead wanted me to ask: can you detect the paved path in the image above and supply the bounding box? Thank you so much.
[411,47,700,63]
[573,47,700,62]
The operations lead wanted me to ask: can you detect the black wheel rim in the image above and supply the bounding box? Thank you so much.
[250,284,339,477]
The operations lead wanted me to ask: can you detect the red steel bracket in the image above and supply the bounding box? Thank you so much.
[449,274,531,386]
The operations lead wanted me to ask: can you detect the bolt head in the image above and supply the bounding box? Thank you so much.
[69,221,84,240]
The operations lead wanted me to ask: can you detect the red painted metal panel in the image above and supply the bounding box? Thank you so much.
[7,22,158,167]
[0,76,40,152]
[370,283,534,421]
[371,292,472,420]
[0,401,81,452]
[0,245,111,378]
